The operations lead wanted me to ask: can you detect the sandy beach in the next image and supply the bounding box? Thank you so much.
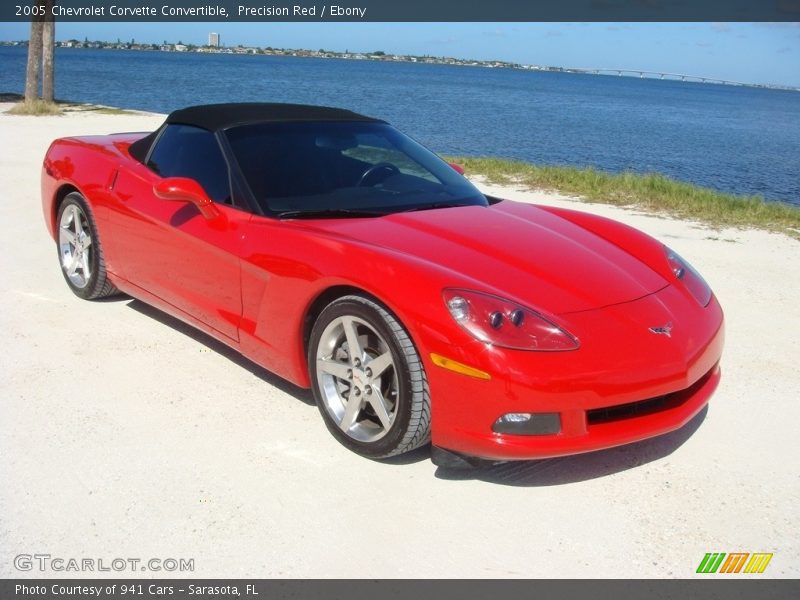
[0,104,797,578]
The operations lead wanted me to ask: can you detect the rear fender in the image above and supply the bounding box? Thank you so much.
[42,134,147,238]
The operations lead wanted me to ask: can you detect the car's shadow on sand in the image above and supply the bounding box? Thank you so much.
[126,298,316,406]
[125,297,708,485]
[431,406,708,486]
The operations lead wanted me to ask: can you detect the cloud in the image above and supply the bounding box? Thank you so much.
[695,41,712,48]
[545,30,564,37]
[777,46,793,54]
[711,23,731,33]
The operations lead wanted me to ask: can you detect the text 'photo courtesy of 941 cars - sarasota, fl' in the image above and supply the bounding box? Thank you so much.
[41,103,724,468]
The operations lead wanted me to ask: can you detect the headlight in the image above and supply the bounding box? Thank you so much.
[664,246,712,306]
[443,289,579,351]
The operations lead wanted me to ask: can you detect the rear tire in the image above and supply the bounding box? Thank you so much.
[56,192,118,300]
[308,295,431,458]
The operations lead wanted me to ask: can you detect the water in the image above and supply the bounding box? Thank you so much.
[2,46,799,205]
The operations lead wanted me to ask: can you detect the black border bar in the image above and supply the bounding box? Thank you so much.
[2,579,800,600]
[3,0,799,22]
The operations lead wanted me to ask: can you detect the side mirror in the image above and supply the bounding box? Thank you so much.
[449,162,465,175]
[153,177,221,220]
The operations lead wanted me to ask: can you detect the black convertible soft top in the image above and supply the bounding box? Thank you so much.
[169,102,382,131]
[129,102,383,163]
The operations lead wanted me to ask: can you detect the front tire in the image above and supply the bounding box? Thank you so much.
[308,295,431,458]
[56,192,118,300]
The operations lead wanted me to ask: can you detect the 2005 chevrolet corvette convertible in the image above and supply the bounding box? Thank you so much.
[41,103,724,466]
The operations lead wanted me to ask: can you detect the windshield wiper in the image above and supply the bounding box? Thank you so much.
[399,202,474,213]
[278,208,384,220]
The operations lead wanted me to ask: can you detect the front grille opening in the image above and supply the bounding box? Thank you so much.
[587,394,674,425]
[587,368,713,426]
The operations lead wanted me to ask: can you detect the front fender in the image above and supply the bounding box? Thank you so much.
[536,205,675,281]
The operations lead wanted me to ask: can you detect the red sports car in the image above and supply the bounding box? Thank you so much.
[41,103,724,467]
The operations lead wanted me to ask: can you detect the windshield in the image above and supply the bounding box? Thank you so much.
[224,121,487,217]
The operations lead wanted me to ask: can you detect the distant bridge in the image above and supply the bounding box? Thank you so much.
[569,68,799,91]
[583,68,750,86]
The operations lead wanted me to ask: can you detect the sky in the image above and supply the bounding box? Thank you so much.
[1,21,799,87]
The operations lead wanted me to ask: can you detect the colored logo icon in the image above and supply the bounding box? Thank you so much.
[697,553,773,574]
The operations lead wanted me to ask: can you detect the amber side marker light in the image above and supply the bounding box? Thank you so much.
[430,353,491,380]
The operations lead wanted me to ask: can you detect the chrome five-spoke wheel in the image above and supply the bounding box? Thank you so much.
[56,193,118,300]
[316,315,399,443]
[59,202,93,289]
[309,295,431,458]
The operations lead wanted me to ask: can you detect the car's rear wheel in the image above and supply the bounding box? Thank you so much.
[57,192,118,300]
[308,295,431,458]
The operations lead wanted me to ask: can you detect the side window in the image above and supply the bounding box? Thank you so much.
[147,124,231,204]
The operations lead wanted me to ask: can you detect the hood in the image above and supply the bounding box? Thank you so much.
[304,201,668,314]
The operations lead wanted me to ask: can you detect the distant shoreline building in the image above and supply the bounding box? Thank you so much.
[208,32,220,47]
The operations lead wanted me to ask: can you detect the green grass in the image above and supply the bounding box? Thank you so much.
[447,156,800,240]
[6,99,63,116]
[70,105,136,115]
[4,96,135,116]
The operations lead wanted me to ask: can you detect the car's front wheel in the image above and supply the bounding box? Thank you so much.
[56,192,118,300]
[308,295,431,458]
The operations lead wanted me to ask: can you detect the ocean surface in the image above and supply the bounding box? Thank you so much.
[2,46,798,206]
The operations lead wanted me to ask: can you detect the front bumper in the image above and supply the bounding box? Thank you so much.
[424,286,724,461]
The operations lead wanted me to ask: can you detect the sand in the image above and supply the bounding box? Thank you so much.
[0,104,797,578]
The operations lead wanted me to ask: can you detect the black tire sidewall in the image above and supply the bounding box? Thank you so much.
[308,297,417,459]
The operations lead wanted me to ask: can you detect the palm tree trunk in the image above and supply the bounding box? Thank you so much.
[24,3,45,102]
[42,1,55,103]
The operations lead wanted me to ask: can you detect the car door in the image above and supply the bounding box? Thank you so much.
[108,124,246,341]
